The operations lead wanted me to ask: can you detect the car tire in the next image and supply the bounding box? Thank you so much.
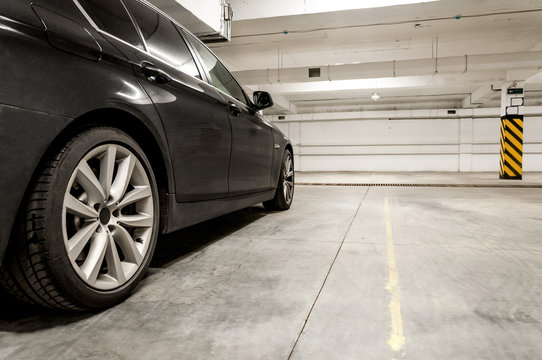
[0,127,159,311]
[263,149,294,211]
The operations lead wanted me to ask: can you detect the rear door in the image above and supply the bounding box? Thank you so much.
[182,31,275,196]
[121,0,232,202]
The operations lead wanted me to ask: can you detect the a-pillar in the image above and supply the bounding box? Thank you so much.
[499,83,524,179]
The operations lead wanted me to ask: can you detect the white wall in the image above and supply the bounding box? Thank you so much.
[269,107,542,172]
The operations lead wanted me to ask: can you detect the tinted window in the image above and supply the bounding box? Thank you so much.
[183,31,247,105]
[78,0,143,49]
[124,0,200,79]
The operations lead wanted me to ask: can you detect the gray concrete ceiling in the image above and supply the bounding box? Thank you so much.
[208,0,542,114]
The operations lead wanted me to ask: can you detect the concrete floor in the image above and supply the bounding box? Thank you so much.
[1,173,541,359]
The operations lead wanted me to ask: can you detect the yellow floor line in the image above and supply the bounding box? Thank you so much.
[385,198,406,353]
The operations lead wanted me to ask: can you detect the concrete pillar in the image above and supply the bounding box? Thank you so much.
[499,83,524,179]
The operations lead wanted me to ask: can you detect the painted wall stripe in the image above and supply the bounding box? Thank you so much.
[505,144,522,162]
[504,140,521,157]
[504,165,516,177]
[505,154,522,173]
[507,135,523,152]
[507,121,523,140]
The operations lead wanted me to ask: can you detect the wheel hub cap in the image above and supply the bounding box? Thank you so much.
[99,208,111,225]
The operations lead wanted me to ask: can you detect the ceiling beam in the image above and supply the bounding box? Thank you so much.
[526,68,542,83]
[233,51,542,86]
[269,94,298,114]
[506,68,542,82]
[150,0,223,35]
[461,84,501,108]
[248,72,505,94]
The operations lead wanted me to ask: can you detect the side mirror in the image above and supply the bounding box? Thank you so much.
[253,91,273,110]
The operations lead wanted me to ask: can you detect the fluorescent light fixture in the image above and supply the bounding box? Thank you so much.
[232,0,440,21]
[308,0,440,13]
[371,93,381,101]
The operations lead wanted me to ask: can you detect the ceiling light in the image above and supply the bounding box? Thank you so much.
[371,93,381,101]
[307,0,440,13]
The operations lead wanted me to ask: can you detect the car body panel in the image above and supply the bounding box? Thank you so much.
[0,105,72,264]
[227,97,275,196]
[125,44,234,202]
[32,4,102,62]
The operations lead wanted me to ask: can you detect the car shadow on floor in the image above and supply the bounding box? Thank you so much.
[0,206,268,331]
[151,205,268,268]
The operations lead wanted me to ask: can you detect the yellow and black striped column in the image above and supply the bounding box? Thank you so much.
[499,115,523,179]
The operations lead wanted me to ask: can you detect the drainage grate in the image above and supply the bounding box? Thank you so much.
[296,182,542,188]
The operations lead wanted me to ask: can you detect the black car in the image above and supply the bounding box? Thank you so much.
[0,0,294,310]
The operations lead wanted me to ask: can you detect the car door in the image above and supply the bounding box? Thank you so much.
[121,0,232,202]
[182,31,275,196]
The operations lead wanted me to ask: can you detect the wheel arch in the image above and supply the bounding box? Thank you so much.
[284,142,294,170]
[285,143,294,158]
[42,107,173,234]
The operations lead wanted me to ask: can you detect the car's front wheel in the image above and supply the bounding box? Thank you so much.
[0,127,159,310]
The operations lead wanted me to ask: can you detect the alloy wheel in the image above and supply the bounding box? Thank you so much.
[62,144,154,290]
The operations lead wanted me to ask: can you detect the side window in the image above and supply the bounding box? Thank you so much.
[183,31,248,105]
[123,0,200,79]
[78,0,143,49]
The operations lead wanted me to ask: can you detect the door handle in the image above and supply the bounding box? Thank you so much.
[228,102,241,116]
[141,61,171,84]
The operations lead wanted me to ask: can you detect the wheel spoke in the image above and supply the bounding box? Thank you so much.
[99,146,117,199]
[80,229,108,284]
[76,161,106,204]
[284,186,290,202]
[67,221,100,261]
[286,170,294,179]
[284,181,293,203]
[111,225,143,265]
[65,194,98,219]
[105,230,126,284]
[110,154,135,203]
[117,186,152,209]
[284,157,292,174]
[118,213,153,228]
